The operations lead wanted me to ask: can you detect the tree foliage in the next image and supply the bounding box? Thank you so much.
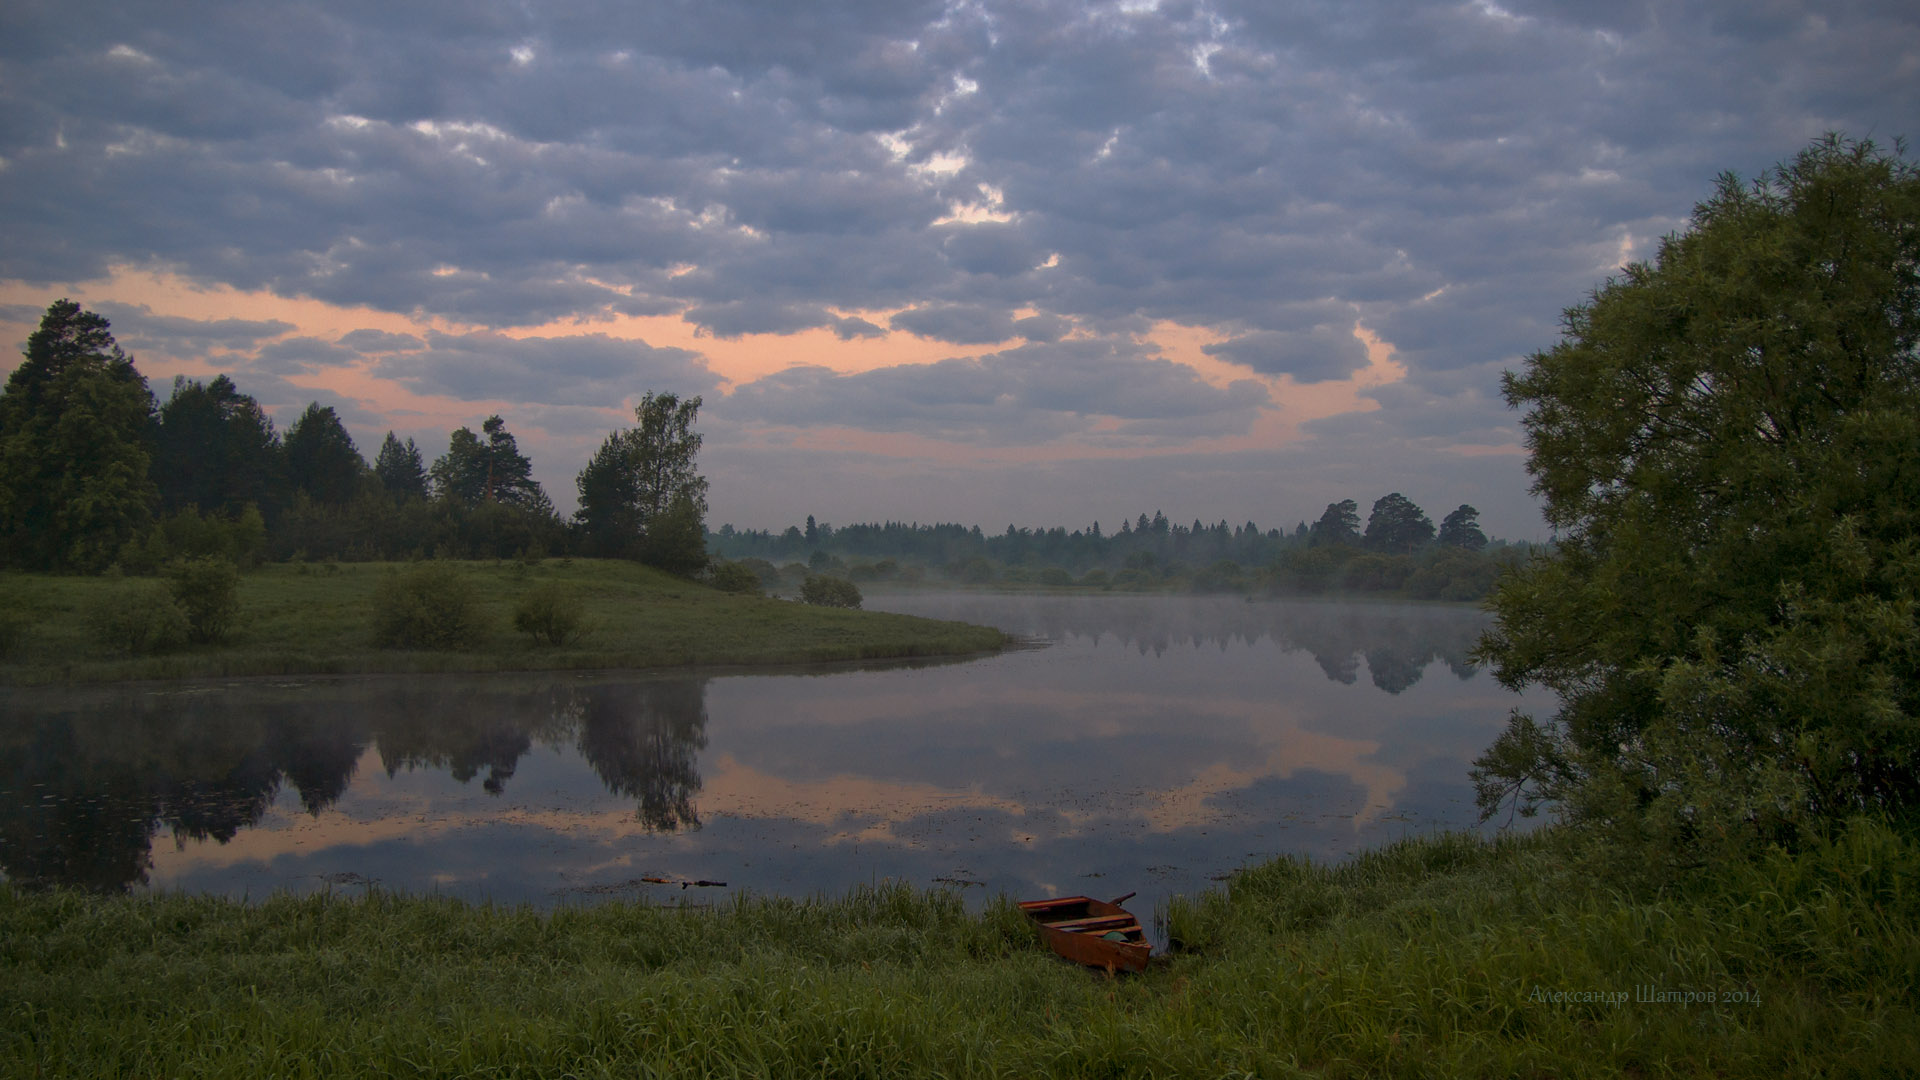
[431,416,545,510]
[799,574,863,608]
[154,375,281,517]
[575,392,709,565]
[283,403,364,505]
[1364,493,1435,554]
[373,432,429,501]
[1474,136,1920,859]
[1436,505,1488,551]
[0,300,158,571]
[1309,499,1360,547]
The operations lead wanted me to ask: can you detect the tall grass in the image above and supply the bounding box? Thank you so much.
[4,821,1914,1077]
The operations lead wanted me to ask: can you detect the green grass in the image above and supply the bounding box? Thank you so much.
[4,821,1914,1077]
[0,560,1009,686]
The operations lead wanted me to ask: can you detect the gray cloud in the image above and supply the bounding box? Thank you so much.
[1202,327,1368,384]
[89,302,295,359]
[889,303,1018,345]
[830,314,886,340]
[337,328,424,352]
[371,329,718,407]
[2,0,1915,524]
[684,300,832,338]
[722,338,1269,444]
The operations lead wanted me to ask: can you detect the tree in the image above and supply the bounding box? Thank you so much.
[431,415,544,509]
[373,432,429,500]
[574,392,708,564]
[1309,499,1361,546]
[1363,493,1435,554]
[154,375,281,517]
[1473,136,1920,860]
[1436,505,1488,551]
[640,489,711,576]
[0,300,158,570]
[282,403,364,505]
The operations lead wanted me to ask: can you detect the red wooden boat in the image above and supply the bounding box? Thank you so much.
[1019,891,1151,972]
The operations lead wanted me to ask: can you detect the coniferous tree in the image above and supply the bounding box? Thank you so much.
[1363,493,1435,554]
[432,415,544,508]
[154,375,281,517]
[0,300,158,570]
[282,403,364,505]
[1309,500,1361,547]
[373,431,429,500]
[1436,505,1489,551]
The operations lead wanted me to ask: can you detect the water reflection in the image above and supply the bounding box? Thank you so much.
[0,678,710,892]
[0,595,1545,925]
[864,593,1484,694]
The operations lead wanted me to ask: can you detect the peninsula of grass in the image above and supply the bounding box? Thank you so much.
[3,821,1914,1078]
[0,559,1009,686]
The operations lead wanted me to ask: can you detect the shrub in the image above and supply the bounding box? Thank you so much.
[799,575,863,609]
[707,561,762,596]
[1078,568,1109,588]
[1039,566,1073,587]
[950,556,995,584]
[737,557,781,589]
[1189,559,1246,593]
[167,556,241,643]
[373,561,484,649]
[85,579,190,656]
[513,581,588,645]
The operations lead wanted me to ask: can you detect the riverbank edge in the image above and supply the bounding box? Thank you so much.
[0,559,1013,687]
[3,821,1914,1076]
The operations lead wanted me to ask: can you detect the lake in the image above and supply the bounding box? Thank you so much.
[0,592,1550,936]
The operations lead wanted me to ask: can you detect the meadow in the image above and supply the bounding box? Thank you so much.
[2,822,1913,1077]
[0,559,1008,686]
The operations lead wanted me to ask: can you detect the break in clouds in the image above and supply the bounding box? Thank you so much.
[3,0,1917,532]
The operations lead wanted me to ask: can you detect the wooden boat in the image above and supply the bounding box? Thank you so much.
[1019,891,1151,973]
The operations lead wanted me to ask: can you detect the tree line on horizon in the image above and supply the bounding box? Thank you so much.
[0,300,709,576]
[710,495,1525,600]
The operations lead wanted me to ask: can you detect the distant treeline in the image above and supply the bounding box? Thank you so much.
[711,497,1532,601]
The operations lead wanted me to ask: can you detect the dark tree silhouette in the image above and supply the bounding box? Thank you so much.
[283,403,364,505]
[0,300,157,570]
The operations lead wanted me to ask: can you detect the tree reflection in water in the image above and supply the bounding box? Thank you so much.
[576,680,708,831]
[877,594,1486,696]
[0,676,711,892]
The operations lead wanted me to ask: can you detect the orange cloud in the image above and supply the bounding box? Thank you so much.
[1,266,1412,463]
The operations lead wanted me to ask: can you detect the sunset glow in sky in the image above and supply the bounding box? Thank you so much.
[4,0,1916,537]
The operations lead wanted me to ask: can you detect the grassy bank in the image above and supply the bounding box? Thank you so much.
[0,559,1008,686]
[4,822,1914,1077]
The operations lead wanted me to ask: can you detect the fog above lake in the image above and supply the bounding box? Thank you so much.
[1,594,1550,932]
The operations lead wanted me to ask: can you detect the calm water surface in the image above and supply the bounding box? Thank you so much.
[0,593,1550,934]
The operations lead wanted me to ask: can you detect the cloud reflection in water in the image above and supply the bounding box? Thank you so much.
[0,596,1548,919]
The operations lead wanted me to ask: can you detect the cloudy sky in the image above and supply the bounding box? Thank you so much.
[3,1,1915,538]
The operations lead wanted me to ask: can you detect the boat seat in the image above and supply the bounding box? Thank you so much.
[1043,915,1138,932]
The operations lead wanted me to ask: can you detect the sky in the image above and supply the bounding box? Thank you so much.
[2,1,1916,540]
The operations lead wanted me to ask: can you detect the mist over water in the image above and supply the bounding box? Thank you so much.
[1,594,1549,941]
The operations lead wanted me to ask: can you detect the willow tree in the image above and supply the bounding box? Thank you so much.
[1474,136,1920,859]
